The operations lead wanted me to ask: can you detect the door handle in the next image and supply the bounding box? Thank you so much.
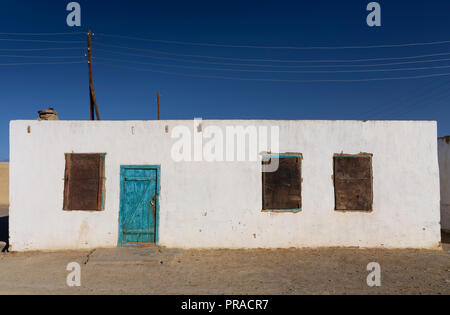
[150,194,156,207]
[150,194,156,217]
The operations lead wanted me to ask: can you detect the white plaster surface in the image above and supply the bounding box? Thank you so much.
[438,137,450,231]
[9,120,441,251]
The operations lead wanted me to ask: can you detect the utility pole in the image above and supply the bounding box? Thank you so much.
[87,30,100,120]
[157,92,160,120]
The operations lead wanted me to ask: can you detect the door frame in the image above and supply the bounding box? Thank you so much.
[118,165,161,247]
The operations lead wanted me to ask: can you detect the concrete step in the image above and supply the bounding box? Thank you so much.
[87,247,181,265]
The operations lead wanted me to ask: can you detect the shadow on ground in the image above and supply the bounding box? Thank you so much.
[442,230,450,244]
[0,205,8,252]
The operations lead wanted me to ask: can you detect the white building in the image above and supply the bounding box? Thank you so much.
[9,120,441,251]
[438,136,450,232]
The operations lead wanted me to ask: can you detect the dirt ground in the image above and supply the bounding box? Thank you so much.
[0,231,448,294]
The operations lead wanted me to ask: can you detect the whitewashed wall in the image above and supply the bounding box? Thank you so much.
[438,137,450,231]
[10,120,441,251]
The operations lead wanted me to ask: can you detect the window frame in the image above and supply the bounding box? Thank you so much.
[63,153,106,212]
[262,153,303,213]
[333,153,373,212]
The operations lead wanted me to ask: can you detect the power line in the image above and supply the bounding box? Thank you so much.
[0,32,85,36]
[94,56,450,73]
[96,62,450,83]
[361,78,437,118]
[0,38,84,43]
[96,33,450,50]
[94,42,450,63]
[389,76,450,118]
[0,61,86,66]
[363,77,447,118]
[0,54,85,59]
[94,48,450,69]
[0,47,85,51]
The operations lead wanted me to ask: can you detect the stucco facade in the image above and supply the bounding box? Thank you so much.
[9,120,441,251]
[438,136,450,232]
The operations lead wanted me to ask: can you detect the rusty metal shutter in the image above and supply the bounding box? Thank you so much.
[334,155,373,211]
[263,156,301,210]
[63,154,104,211]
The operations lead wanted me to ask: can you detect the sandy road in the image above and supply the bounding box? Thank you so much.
[0,241,448,295]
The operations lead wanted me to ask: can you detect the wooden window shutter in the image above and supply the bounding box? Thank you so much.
[334,155,373,211]
[263,156,302,210]
[63,154,105,211]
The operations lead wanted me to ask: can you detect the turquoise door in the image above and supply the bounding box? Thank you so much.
[118,166,160,247]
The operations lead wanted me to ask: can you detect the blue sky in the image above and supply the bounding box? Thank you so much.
[0,0,450,160]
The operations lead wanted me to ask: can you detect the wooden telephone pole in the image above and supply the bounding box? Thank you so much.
[157,92,160,120]
[87,30,100,120]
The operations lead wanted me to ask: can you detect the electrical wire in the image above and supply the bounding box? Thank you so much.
[0,54,85,59]
[94,41,450,63]
[0,61,86,66]
[364,79,443,118]
[0,32,86,36]
[95,62,450,83]
[93,48,450,68]
[388,78,450,118]
[0,38,84,43]
[0,47,85,51]
[93,56,450,73]
[95,33,450,50]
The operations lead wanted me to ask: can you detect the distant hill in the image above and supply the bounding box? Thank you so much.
[0,162,8,206]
